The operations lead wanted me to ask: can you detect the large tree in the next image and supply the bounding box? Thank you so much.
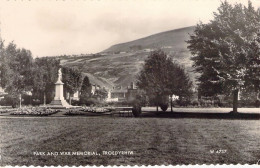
[32,57,60,105]
[187,1,260,112]
[79,76,92,105]
[0,42,33,107]
[137,49,192,112]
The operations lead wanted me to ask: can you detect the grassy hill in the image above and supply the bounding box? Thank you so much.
[61,26,198,89]
[103,26,194,53]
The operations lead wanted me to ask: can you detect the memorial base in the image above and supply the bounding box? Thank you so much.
[46,99,72,109]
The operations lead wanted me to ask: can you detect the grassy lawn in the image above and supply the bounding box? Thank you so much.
[1,116,260,166]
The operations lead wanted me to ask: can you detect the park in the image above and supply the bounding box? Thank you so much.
[0,0,260,166]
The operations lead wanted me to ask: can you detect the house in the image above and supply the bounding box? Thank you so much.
[111,87,128,102]
[126,82,138,102]
[105,82,138,103]
[71,91,79,101]
[0,87,7,101]
[105,90,119,102]
[91,84,100,95]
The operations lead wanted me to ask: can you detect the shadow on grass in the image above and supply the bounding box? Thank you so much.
[65,110,260,120]
[139,111,260,120]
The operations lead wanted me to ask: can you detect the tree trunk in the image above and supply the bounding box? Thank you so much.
[44,92,46,106]
[233,89,239,113]
[170,95,173,112]
[69,93,71,105]
[156,96,159,112]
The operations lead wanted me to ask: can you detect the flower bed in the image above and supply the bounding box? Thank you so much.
[80,106,110,113]
[65,107,111,116]
[10,107,59,116]
[65,109,86,115]
[0,108,16,114]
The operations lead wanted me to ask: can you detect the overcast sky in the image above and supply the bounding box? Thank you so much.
[0,0,259,57]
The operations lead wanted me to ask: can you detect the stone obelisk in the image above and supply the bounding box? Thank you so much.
[49,68,72,108]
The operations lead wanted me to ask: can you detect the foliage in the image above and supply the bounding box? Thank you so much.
[132,103,142,117]
[137,49,192,108]
[192,100,199,106]
[0,41,33,106]
[239,89,260,107]
[32,57,60,104]
[159,103,168,112]
[187,1,260,112]
[62,66,83,98]
[93,87,108,101]
[0,95,18,107]
[79,76,92,105]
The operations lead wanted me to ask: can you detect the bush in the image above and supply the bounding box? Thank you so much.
[71,99,80,106]
[132,103,142,117]
[192,100,199,106]
[0,95,18,108]
[176,99,190,107]
[159,103,168,112]
[80,98,100,106]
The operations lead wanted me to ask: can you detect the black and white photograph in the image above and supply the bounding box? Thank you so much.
[0,0,259,166]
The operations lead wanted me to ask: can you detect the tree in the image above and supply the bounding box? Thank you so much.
[187,1,260,113]
[0,41,11,89]
[62,67,83,104]
[0,42,33,107]
[32,57,60,105]
[94,87,107,101]
[79,76,92,105]
[137,49,192,112]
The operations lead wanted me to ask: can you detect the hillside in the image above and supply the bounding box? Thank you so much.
[61,26,198,89]
[103,26,194,53]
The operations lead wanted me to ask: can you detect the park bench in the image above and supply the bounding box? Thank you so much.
[111,107,133,117]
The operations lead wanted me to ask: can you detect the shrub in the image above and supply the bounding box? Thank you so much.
[192,100,199,106]
[132,103,142,117]
[176,99,190,107]
[0,95,18,108]
[80,98,99,106]
[159,103,168,112]
[71,100,80,106]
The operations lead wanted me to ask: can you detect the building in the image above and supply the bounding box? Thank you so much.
[105,90,119,102]
[105,82,138,103]
[111,87,128,102]
[126,82,138,102]
[0,87,7,101]
[71,91,79,101]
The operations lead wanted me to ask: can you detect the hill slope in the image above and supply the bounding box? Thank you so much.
[61,26,197,89]
[103,26,194,53]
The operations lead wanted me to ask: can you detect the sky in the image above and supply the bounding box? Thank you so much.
[0,0,260,57]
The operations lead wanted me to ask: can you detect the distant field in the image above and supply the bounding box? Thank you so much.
[1,117,260,166]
